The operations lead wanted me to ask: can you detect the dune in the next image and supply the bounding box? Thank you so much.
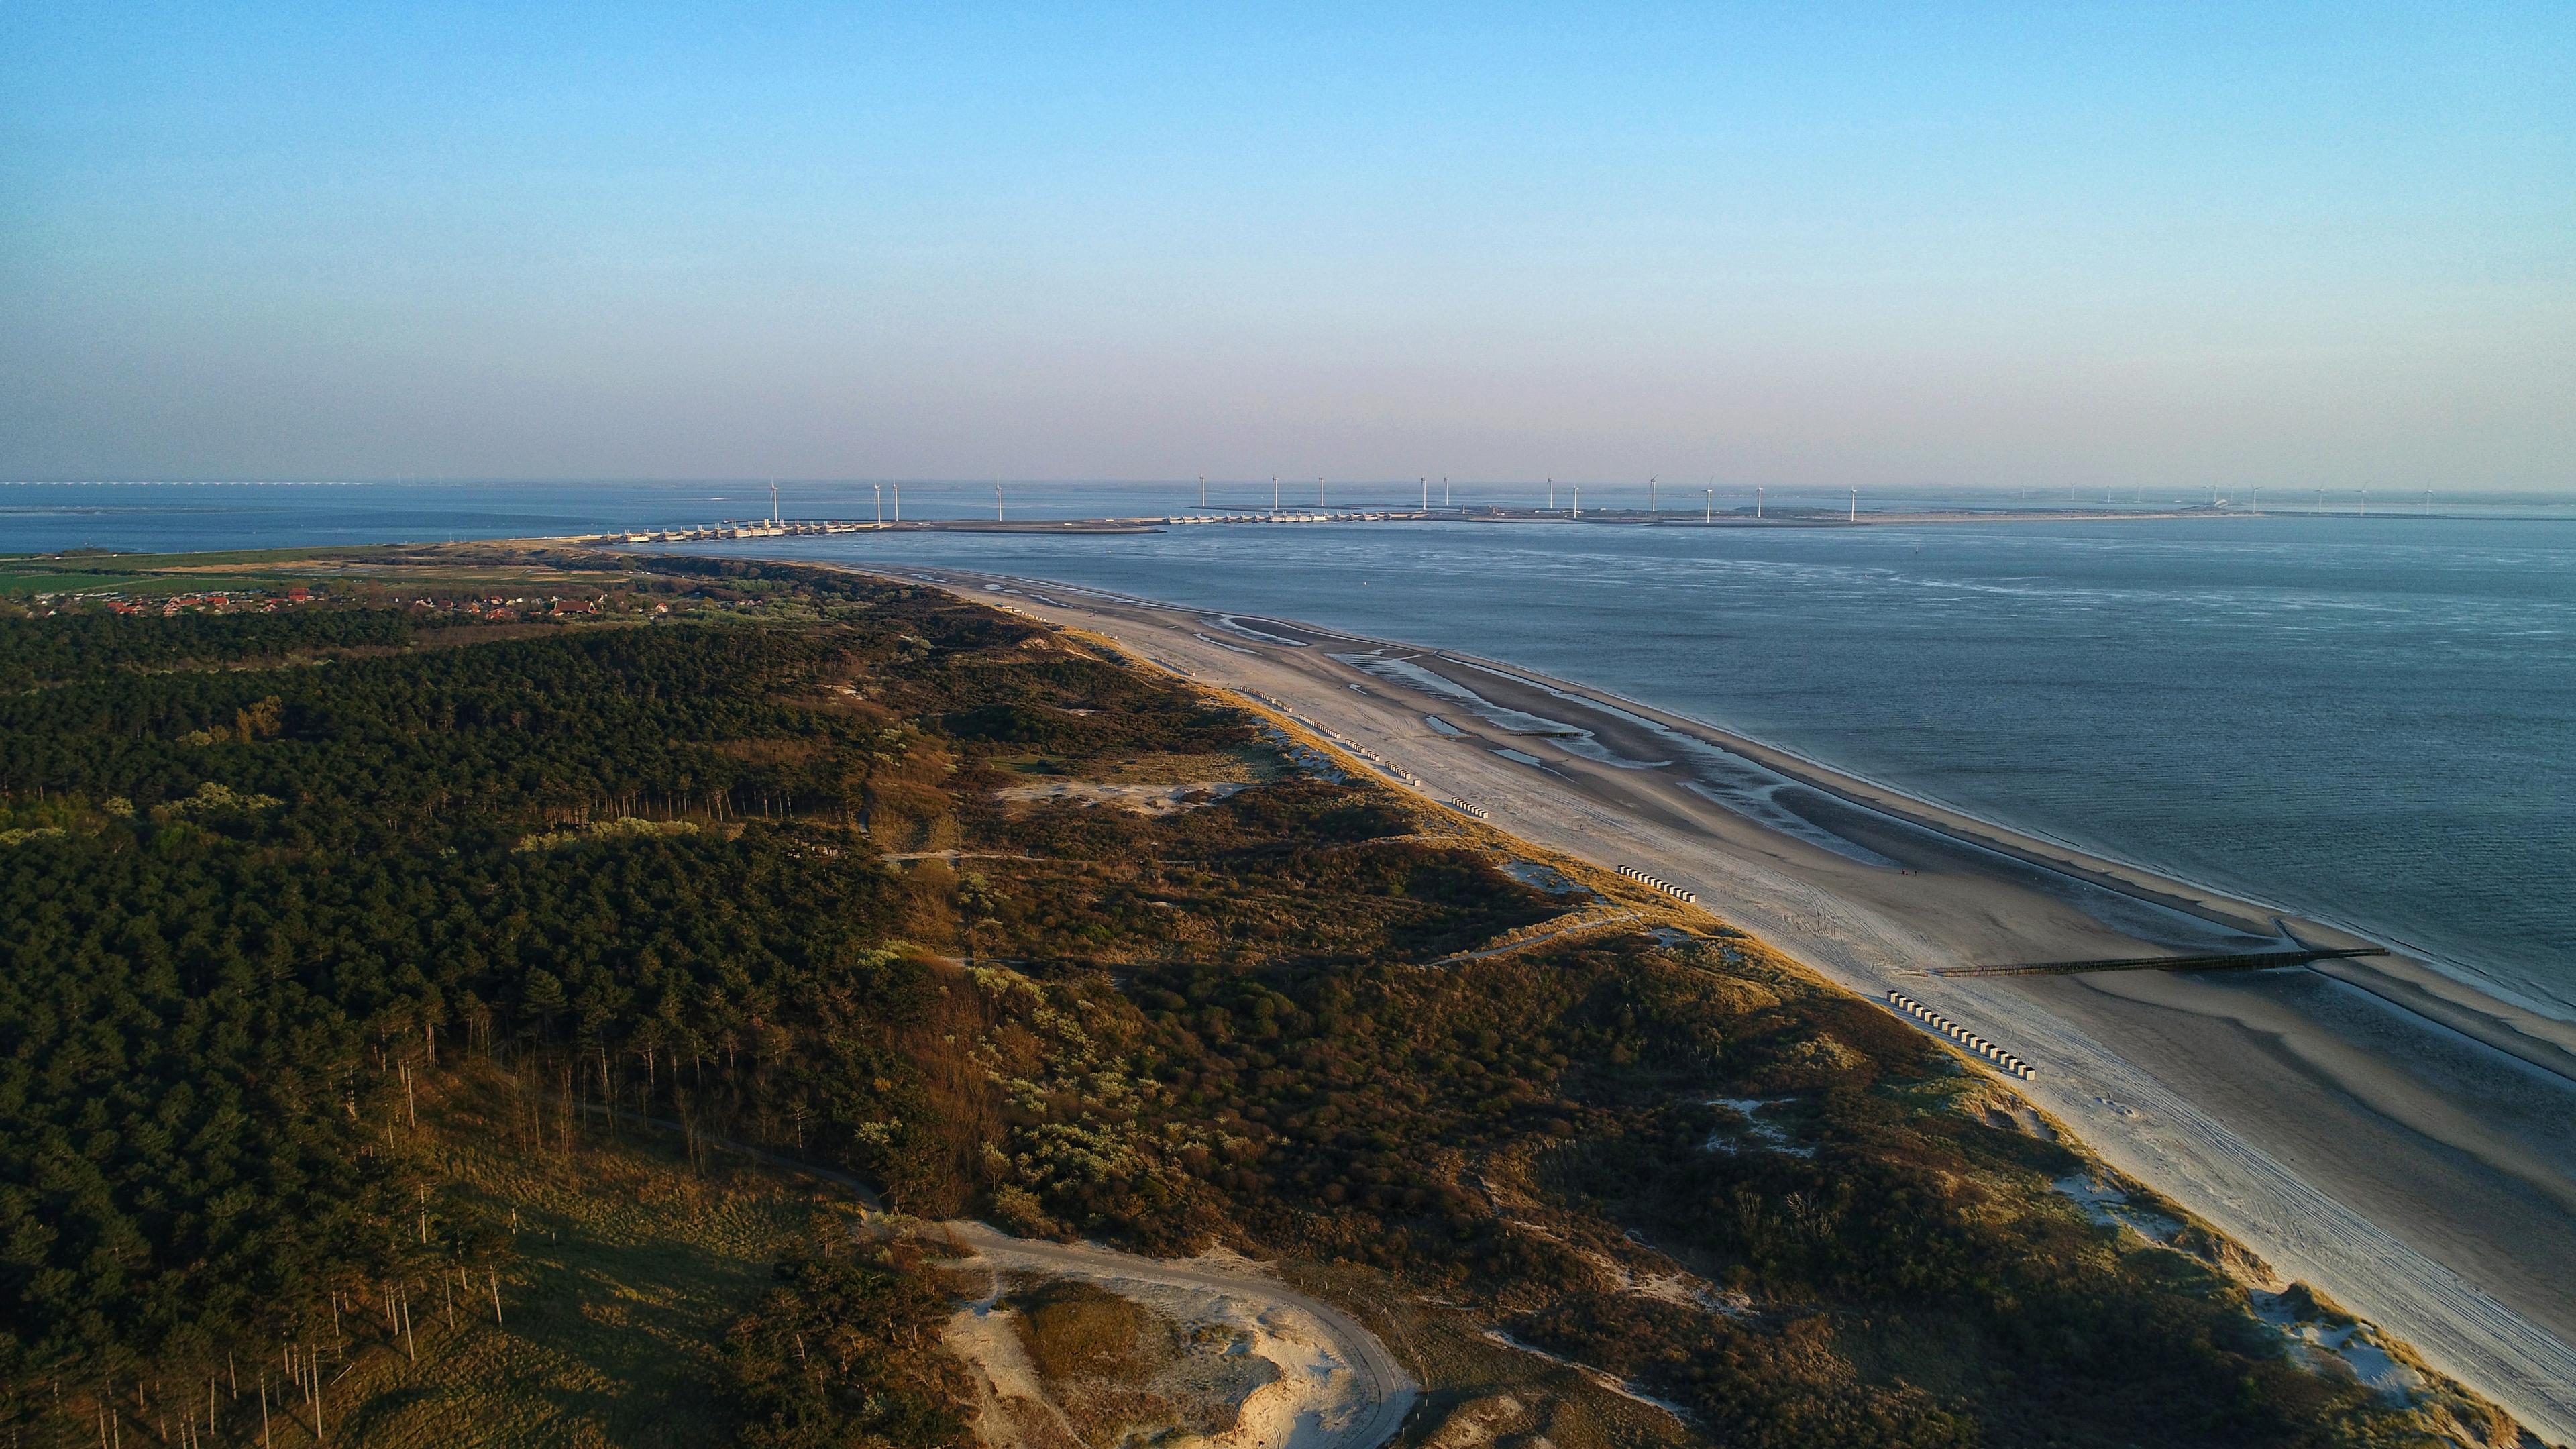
[885,564,2576,1444]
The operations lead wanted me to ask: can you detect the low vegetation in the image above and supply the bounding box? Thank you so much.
[0,546,2529,1448]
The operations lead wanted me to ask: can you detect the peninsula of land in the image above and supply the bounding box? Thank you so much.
[1,541,2559,1449]
[874,564,2576,1445]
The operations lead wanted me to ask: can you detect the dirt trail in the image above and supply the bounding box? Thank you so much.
[578,1108,1420,1449]
[941,1221,1419,1449]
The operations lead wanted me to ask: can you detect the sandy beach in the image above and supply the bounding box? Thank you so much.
[871,564,2576,1443]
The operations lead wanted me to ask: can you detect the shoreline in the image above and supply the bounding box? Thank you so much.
[846,560,2576,1444]
[928,564,2576,1071]
[1407,643,2576,1082]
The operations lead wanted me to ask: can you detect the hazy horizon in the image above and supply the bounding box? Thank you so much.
[5,5,2571,491]
[11,476,2573,505]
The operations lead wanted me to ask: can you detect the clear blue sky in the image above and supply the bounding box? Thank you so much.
[3,3,2569,489]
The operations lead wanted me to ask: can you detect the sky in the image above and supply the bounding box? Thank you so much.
[2,3,2571,491]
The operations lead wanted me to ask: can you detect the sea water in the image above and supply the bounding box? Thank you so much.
[7,482,2570,1019]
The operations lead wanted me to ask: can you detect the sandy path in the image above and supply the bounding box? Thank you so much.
[584,1108,1420,1449]
[942,1222,1419,1449]
[889,566,2576,1444]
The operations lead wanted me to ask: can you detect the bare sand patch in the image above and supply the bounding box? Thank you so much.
[945,1290,1087,1449]
[936,1224,1415,1449]
[996,779,1252,815]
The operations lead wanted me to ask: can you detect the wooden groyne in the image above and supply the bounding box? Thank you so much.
[1932,945,2392,979]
